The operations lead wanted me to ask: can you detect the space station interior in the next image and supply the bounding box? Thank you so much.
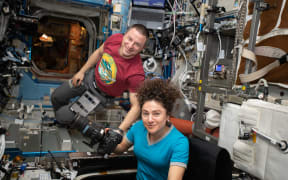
[0,0,287,179]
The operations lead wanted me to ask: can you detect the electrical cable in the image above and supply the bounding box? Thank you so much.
[209,30,222,71]
[171,50,176,77]
[269,82,288,89]
[178,46,189,98]
[167,0,176,46]
[191,2,200,16]
[74,169,137,180]
[167,0,173,19]
[174,0,184,12]
[255,78,269,98]
[196,30,200,49]
[153,32,163,57]
[172,13,176,46]
[255,78,268,89]
[0,134,5,160]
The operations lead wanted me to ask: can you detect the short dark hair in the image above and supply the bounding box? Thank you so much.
[136,79,181,115]
[127,24,149,40]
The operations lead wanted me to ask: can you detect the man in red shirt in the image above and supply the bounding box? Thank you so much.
[51,24,148,154]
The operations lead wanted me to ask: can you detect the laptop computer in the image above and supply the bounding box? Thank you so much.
[130,0,166,30]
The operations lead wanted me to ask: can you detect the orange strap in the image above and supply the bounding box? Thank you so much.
[170,117,193,136]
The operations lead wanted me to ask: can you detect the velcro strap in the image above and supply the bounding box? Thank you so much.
[240,46,287,83]
[242,48,257,68]
[279,54,288,65]
[239,61,280,83]
[254,46,286,59]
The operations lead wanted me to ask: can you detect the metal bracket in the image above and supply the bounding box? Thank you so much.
[193,0,219,144]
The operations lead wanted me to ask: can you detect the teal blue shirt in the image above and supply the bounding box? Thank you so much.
[126,120,189,180]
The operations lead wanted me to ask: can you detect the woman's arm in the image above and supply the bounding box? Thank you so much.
[167,165,186,180]
[114,136,133,154]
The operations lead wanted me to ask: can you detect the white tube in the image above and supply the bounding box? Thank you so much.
[75,169,137,180]
[0,134,5,160]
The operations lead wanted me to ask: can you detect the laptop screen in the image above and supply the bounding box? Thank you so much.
[132,0,166,8]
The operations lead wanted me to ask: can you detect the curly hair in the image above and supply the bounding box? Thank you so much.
[136,79,181,115]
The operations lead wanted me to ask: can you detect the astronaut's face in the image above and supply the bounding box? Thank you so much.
[119,28,146,59]
[142,100,169,137]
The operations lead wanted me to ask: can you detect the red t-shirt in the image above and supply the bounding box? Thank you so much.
[95,33,145,97]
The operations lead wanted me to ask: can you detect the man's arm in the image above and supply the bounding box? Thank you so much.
[72,44,104,87]
[167,165,186,180]
[118,92,140,132]
[97,92,139,155]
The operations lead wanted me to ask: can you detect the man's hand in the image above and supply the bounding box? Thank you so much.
[71,44,104,87]
[72,71,85,87]
[97,128,123,155]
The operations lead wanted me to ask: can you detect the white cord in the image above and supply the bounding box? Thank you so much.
[168,13,172,26]
[174,0,184,12]
[179,46,188,73]
[0,134,5,160]
[172,12,176,45]
[75,169,137,180]
[196,31,200,49]
[167,0,176,45]
[209,31,222,71]
[268,82,288,89]
[255,78,268,92]
[178,46,189,99]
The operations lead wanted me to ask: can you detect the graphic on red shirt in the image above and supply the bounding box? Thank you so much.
[98,53,117,85]
[95,33,145,97]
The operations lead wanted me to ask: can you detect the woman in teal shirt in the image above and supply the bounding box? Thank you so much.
[114,79,189,180]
